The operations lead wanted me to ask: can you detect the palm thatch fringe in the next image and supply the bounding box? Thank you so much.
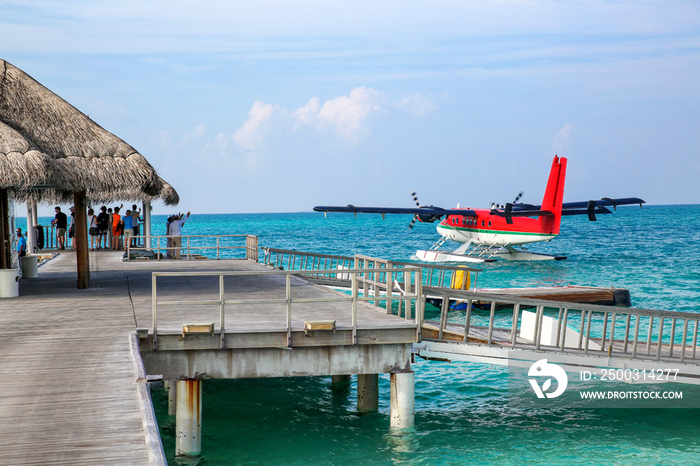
[0,59,161,197]
[9,177,180,207]
[0,121,51,188]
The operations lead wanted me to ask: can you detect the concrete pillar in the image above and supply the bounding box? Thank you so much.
[390,372,414,429]
[26,203,36,253]
[331,375,351,390]
[176,379,202,457]
[143,201,152,250]
[357,374,379,413]
[31,202,38,226]
[165,380,178,416]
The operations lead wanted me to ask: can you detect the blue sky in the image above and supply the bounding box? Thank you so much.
[2,0,699,215]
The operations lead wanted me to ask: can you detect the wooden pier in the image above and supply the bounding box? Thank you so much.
[4,245,700,462]
[0,251,158,465]
[0,249,421,462]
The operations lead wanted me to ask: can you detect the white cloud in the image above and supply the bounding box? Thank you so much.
[292,96,320,128]
[552,123,573,155]
[232,101,277,150]
[394,92,437,117]
[179,123,206,146]
[316,87,383,138]
[292,87,383,140]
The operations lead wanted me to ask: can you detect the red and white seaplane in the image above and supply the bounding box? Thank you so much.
[314,156,645,263]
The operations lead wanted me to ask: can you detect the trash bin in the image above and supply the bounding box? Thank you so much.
[0,269,20,298]
[20,256,38,279]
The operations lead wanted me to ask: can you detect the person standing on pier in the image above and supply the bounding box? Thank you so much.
[88,208,98,251]
[97,206,109,249]
[51,206,67,250]
[123,210,134,249]
[106,207,113,248]
[169,212,190,259]
[68,206,76,250]
[112,205,123,250]
[16,228,26,258]
[130,205,141,248]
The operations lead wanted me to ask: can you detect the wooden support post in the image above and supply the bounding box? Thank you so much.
[390,372,414,429]
[74,192,89,289]
[357,374,379,412]
[0,189,9,269]
[176,379,202,457]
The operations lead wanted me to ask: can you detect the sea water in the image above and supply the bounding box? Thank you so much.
[22,205,700,464]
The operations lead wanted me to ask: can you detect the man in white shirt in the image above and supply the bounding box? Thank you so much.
[169,212,190,259]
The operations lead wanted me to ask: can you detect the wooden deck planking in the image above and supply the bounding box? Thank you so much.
[123,259,417,335]
[0,251,154,465]
[0,250,418,465]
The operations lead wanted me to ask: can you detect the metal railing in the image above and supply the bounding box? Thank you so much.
[37,225,56,249]
[425,287,700,364]
[262,247,354,273]
[150,267,424,350]
[127,235,258,261]
[35,220,146,250]
[261,248,482,291]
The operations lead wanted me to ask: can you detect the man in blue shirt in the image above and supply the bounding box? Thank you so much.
[123,210,134,248]
[16,228,27,257]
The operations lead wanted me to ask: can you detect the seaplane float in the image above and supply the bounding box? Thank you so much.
[314,156,645,263]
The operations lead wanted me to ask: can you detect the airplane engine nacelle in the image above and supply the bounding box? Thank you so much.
[416,206,446,223]
[417,213,442,223]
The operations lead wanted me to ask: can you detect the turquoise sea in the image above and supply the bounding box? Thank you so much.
[23,205,700,464]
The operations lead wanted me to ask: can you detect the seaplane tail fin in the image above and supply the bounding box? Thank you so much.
[538,156,567,235]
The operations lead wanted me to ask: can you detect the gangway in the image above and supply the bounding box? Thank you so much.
[417,287,700,384]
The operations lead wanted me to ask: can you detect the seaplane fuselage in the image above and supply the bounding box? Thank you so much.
[435,212,556,246]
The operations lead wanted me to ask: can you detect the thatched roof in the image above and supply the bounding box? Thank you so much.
[10,176,180,207]
[0,120,51,188]
[0,59,178,205]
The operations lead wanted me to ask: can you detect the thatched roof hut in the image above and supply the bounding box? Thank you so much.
[0,59,176,203]
[0,59,179,285]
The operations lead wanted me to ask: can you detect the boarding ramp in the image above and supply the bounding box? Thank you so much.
[417,287,700,384]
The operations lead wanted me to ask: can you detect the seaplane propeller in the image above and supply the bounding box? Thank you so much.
[408,192,447,229]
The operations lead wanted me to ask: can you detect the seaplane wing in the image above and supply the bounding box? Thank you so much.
[313,205,477,217]
[503,197,646,220]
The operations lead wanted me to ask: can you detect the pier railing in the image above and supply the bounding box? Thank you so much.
[35,220,147,250]
[423,287,700,365]
[150,267,424,350]
[127,235,258,261]
[262,247,354,273]
[261,248,482,291]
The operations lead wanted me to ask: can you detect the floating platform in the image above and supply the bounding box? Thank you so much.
[424,285,631,310]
